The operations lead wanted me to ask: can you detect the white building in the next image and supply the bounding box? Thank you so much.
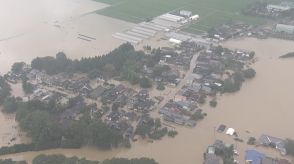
[266,4,291,12]
[179,10,192,17]
[169,38,182,44]
[275,24,294,34]
[190,15,199,21]
[159,13,185,22]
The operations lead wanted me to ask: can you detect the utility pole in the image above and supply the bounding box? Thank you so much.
[213,126,216,141]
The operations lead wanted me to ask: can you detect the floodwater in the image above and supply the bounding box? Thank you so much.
[0,83,30,148]
[0,0,134,74]
[1,38,294,164]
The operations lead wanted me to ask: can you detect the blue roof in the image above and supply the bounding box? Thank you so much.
[245,150,265,164]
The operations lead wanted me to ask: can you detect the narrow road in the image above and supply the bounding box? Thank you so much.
[156,51,200,111]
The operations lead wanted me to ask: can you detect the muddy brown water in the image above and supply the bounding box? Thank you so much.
[1,38,294,164]
[0,0,134,74]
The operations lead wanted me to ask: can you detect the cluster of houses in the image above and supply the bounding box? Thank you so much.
[204,140,235,164]
[158,46,255,126]
[208,23,256,42]
[205,17,294,42]
[245,2,294,19]
[27,69,94,96]
[100,85,156,113]
[192,46,253,92]
[203,139,291,164]
[143,40,204,88]
[159,41,204,66]
[159,101,197,127]
[11,66,163,140]
[104,110,138,138]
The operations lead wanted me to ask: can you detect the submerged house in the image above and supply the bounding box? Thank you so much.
[245,150,265,164]
[204,154,221,164]
[259,134,287,155]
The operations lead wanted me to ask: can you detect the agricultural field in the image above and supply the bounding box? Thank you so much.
[94,0,280,33]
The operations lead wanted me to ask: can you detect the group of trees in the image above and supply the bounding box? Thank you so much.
[286,139,294,156]
[223,72,246,93]
[135,118,170,140]
[11,62,25,75]
[0,159,27,164]
[223,68,256,93]
[32,154,99,164]
[21,77,33,94]
[1,99,124,153]
[0,155,158,164]
[30,43,158,88]
[280,52,294,59]
[0,76,11,105]
[215,145,234,164]
[191,109,206,121]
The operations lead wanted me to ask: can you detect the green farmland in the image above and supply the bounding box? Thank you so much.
[94,0,276,33]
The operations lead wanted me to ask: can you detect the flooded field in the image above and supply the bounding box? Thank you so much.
[1,37,294,164]
[0,0,134,74]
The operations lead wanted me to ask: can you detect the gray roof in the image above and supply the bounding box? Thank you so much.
[204,154,221,164]
[259,134,286,151]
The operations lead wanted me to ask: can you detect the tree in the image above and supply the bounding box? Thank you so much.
[191,109,205,121]
[286,139,294,156]
[167,130,178,138]
[198,95,206,104]
[88,121,123,149]
[11,62,25,74]
[104,64,116,77]
[243,68,256,79]
[22,77,33,94]
[156,83,165,90]
[209,99,217,108]
[0,76,11,105]
[3,97,18,113]
[101,158,158,164]
[61,120,87,148]
[154,118,161,129]
[152,65,170,77]
[247,137,256,145]
[215,145,234,164]
[223,78,240,93]
[140,77,152,88]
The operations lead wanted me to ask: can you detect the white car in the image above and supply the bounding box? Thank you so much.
[233,150,239,156]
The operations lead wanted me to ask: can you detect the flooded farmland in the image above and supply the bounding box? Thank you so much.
[1,37,294,164]
[0,0,134,74]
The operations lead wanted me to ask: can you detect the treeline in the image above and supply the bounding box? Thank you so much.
[0,154,158,164]
[33,154,158,164]
[0,99,125,154]
[0,159,27,164]
[286,139,294,157]
[0,76,11,105]
[280,52,294,59]
[31,43,161,87]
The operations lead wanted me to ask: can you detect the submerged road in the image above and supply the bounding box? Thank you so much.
[155,51,200,111]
